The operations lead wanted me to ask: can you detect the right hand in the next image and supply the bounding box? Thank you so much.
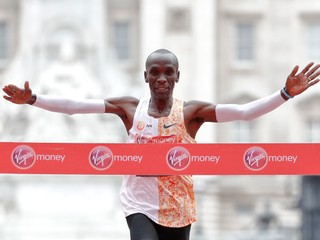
[2,81,33,104]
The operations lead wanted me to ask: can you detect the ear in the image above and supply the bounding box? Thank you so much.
[144,71,148,83]
[176,71,180,83]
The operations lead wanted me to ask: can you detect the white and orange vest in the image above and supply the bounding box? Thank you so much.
[120,98,197,227]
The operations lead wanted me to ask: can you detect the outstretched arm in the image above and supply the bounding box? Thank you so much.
[216,62,320,122]
[2,81,105,115]
[3,81,139,132]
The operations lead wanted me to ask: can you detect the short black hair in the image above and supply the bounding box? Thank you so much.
[145,49,179,69]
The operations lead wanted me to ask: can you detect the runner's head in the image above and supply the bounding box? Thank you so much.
[144,49,180,100]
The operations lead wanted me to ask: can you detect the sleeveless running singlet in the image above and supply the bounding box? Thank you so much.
[120,98,197,228]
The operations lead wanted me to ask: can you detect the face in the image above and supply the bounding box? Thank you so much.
[144,52,180,100]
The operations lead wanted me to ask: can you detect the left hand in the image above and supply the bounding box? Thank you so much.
[286,62,320,97]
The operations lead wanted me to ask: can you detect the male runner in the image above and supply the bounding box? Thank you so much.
[3,49,320,240]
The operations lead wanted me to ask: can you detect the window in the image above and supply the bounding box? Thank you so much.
[113,21,131,61]
[0,22,8,59]
[306,23,320,60]
[235,22,255,62]
[234,202,253,215]
[166,8,190,33]
[307,119,320,142]
[46,27,84,62]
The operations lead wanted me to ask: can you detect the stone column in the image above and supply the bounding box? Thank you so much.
[300,176,320,240]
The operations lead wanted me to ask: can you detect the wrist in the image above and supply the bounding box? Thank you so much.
[27,94,37,105]
[280,87,293,101]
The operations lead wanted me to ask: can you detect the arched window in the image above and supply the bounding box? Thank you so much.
[46,27,85,63]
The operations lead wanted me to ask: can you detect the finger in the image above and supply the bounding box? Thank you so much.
[306,64,320,78]
[309,69,320,81]
[24,81,30,91]
[289,65,299,77]
[308,79,320,88]
[3,95,13,102]
[300,62,314,75]
[6,84,18,93]
[3,86,14,95]
[2,88,11,96]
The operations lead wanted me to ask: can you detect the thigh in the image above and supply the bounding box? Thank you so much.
[126,213,159,240]
[157,224,191,240]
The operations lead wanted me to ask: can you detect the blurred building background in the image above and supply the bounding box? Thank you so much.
[0,0,319,239]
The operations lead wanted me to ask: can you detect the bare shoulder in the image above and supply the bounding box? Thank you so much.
[183,100,217,123]
[105,96,139,106]
[183,100,216,113]
[104,96,139,116]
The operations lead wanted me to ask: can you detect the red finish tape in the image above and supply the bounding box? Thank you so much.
[1,142,319,175]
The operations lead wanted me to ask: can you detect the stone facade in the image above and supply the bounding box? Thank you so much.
[0,0,319,239]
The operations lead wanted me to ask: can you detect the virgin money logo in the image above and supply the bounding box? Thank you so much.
[136,121,145,131]
[12,145,36,169]
[89,146,113,170]
[166,146,190,171]
[244,147,268,171]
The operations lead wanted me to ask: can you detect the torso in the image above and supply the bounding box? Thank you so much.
[119,97,197,227]
[114,97,210,139]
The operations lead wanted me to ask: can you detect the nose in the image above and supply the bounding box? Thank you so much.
[157,74,167,83]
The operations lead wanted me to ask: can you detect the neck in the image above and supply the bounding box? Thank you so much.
[149,97,173,116]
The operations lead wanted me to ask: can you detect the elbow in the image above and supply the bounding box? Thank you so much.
[242,115,256,121]
[241,111,263,121]
[60,110,76,115]
[241,111,260,121]
[238,110,258,121]
[64,111,76,115]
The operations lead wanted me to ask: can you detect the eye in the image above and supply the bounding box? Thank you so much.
[150,69,158,76]
[166,69,174,76]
